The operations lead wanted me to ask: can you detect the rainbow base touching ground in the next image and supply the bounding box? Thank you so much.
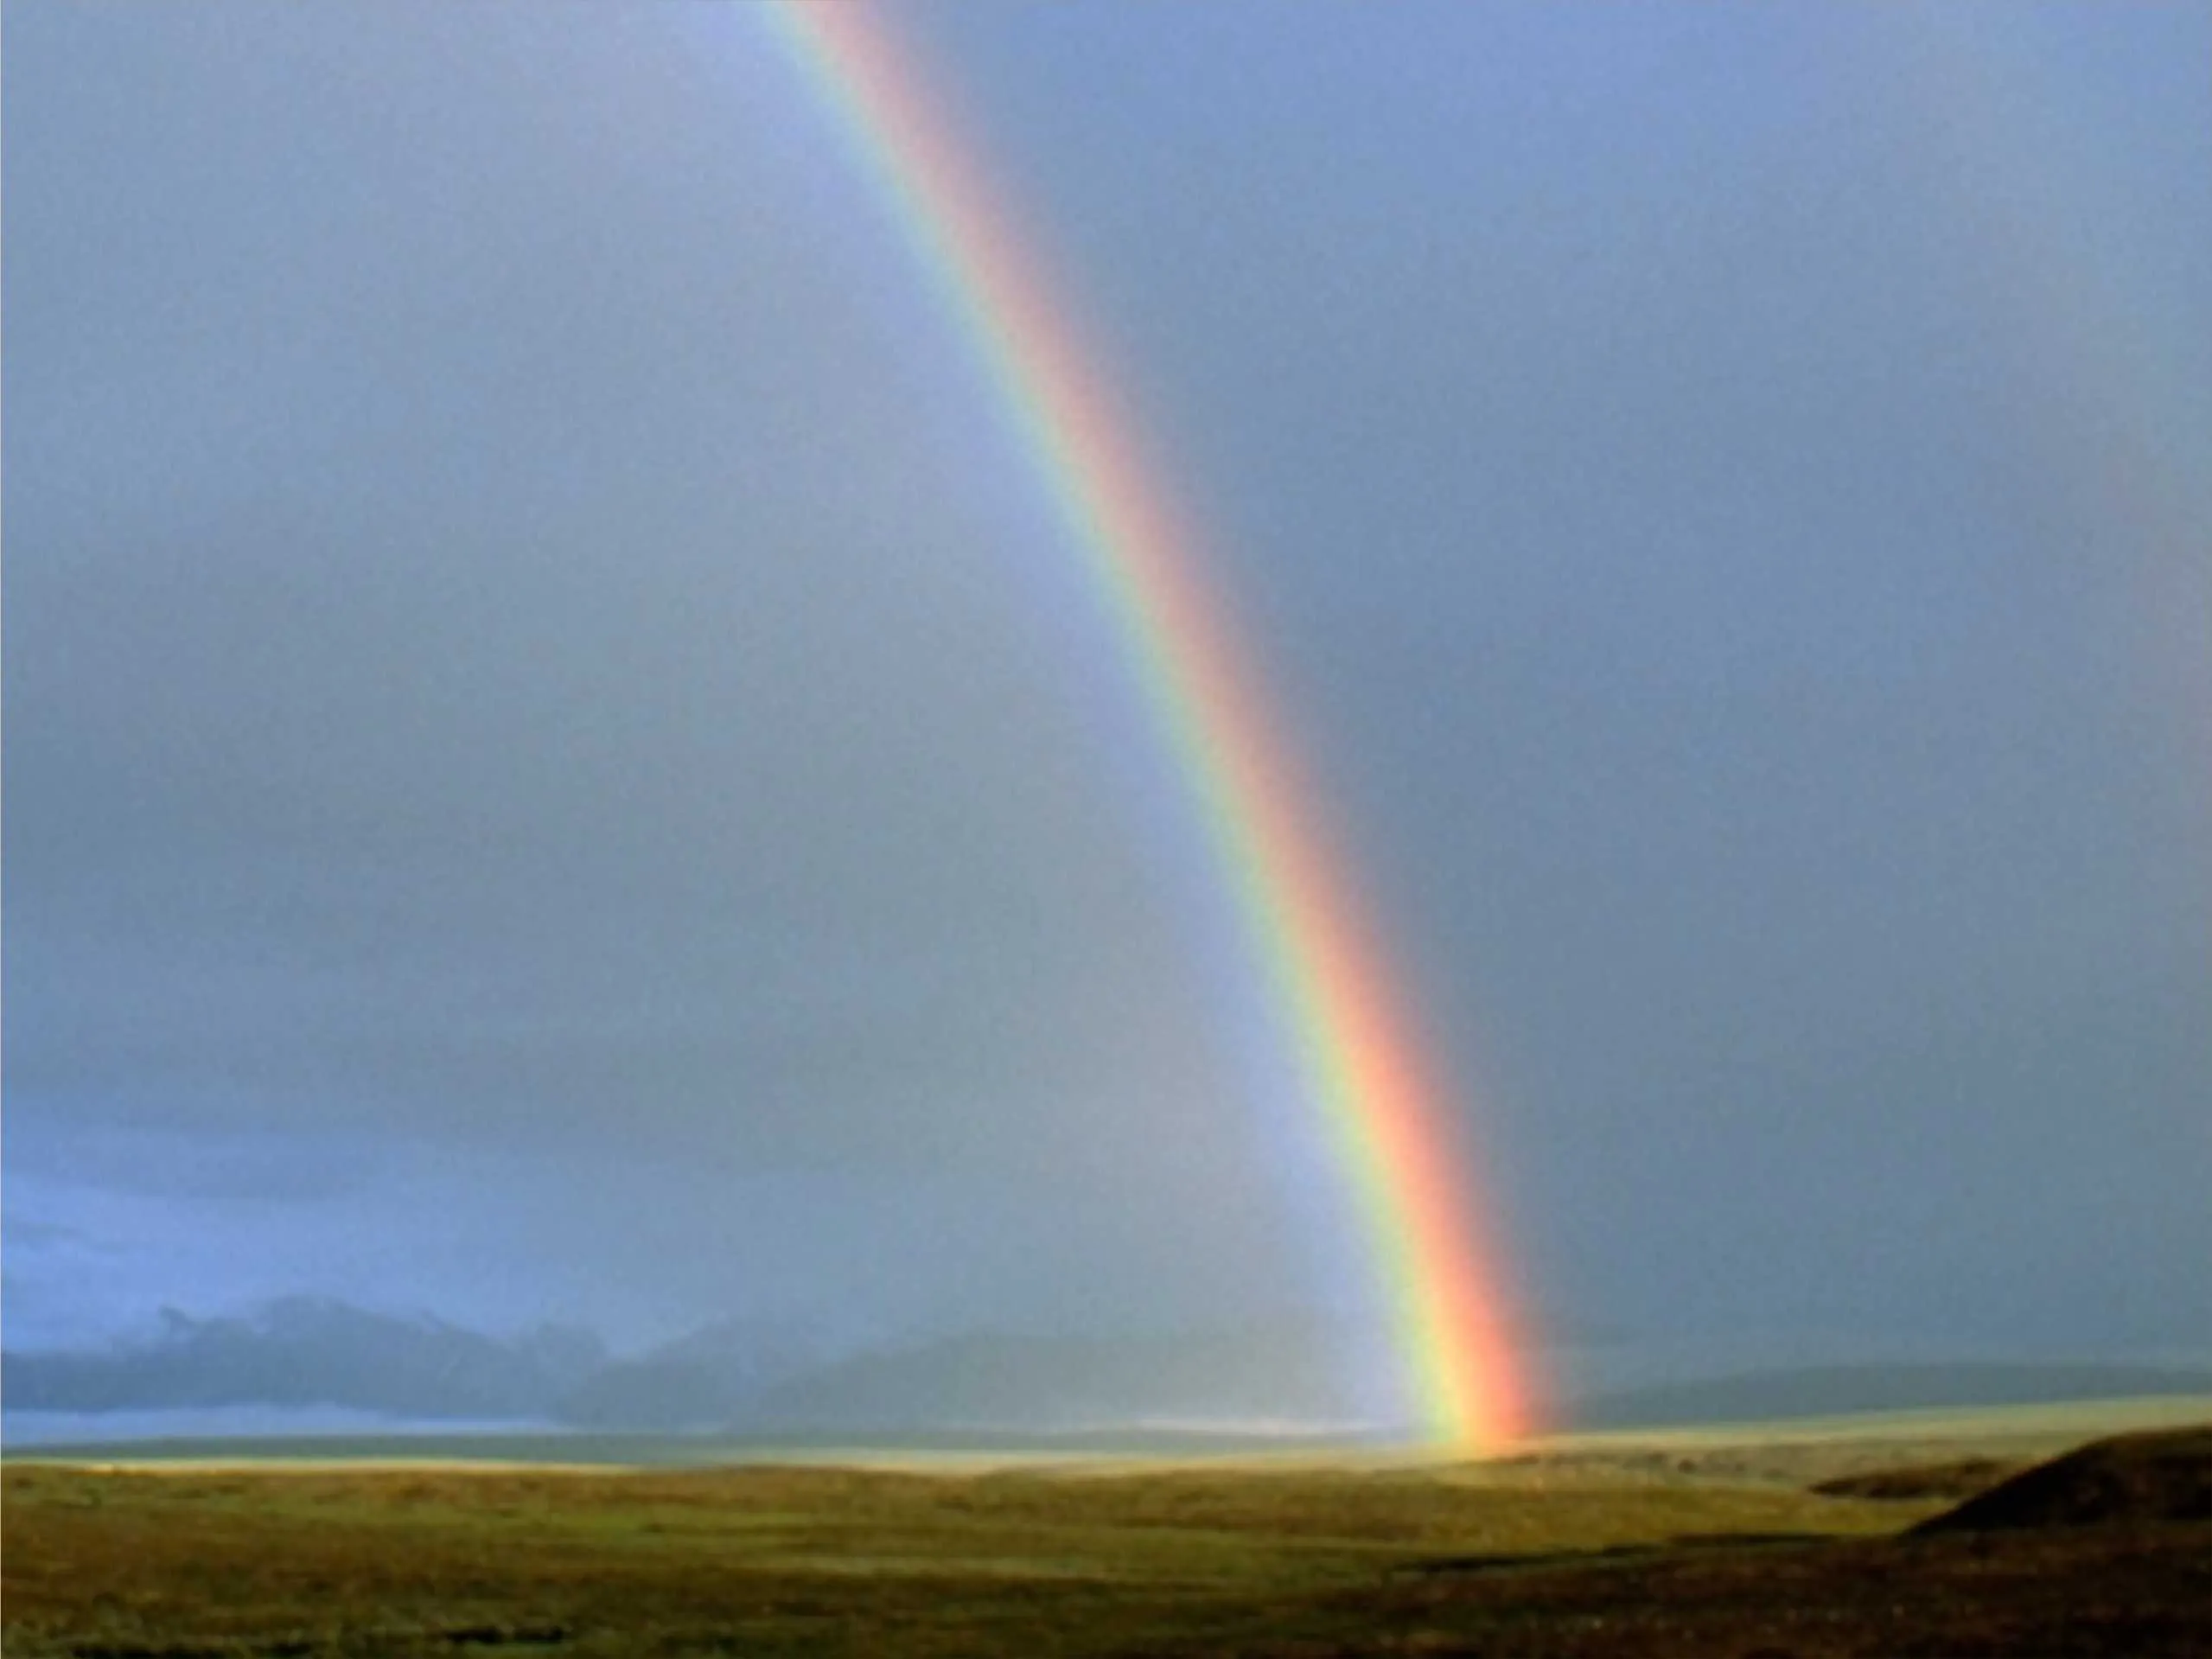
[761,1,1538,1448]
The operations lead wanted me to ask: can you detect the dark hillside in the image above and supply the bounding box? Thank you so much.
[1913,1425,2212,1534]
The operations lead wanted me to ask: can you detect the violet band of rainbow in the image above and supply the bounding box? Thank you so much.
[761,0,1536,1448]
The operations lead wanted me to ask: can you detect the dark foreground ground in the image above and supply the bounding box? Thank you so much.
[3,1424,2204,1657]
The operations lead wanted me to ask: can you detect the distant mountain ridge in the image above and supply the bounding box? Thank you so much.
[1573,1362,2212,1429]
[9,1298,2210,1439]
[2,1298,825,1431]
[3,1298,608,1422]
[557,1315,826,1431]
[736,1325,1359,1432]
[2,1300,1372,1434]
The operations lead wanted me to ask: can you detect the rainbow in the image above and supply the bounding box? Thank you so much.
[759,2,1536,1447]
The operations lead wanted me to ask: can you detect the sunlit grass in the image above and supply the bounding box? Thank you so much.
[1,1458,1928,1658]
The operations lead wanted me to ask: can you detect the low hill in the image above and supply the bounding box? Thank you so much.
[1913,1425,2212,1534]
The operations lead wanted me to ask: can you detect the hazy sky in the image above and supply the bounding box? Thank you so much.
[8,3,2209,1394]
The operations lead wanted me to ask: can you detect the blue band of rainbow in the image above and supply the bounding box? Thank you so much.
[760,0,1536,1448]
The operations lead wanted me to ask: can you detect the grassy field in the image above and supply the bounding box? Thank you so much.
[6,1400,2207,1657]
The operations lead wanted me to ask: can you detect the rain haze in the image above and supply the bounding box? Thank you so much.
[6,3,2209,1440]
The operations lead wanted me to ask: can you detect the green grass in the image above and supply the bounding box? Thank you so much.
[10,1410,2207,1657]
[1,1459,1921,1657]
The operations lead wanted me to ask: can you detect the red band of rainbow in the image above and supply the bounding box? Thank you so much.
[762,0,1537,1448]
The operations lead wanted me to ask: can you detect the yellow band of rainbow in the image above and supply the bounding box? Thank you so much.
[761,0,1536,1448]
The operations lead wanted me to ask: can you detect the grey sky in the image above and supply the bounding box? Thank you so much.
[7,2,2208,1410]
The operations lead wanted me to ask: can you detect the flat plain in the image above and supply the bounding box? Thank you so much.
[5,1398,2207,1658]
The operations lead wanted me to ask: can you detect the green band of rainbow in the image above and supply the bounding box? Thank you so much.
[761,1,1535,1447]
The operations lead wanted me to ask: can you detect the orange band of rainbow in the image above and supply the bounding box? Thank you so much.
[761,1,1537,1448]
